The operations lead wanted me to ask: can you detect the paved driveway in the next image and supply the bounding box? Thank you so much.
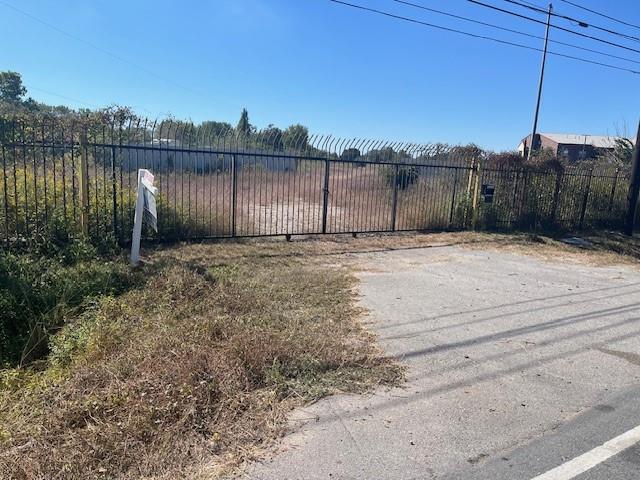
[246,246,640,479]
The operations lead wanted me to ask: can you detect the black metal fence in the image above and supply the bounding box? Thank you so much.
[0,116,635,248]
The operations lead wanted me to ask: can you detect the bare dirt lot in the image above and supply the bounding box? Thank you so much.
[244,232,640,479]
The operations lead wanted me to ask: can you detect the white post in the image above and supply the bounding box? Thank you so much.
[130,170,145,266]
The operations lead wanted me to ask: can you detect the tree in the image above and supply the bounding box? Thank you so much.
[261,124,284,150]
[199,120,232,138]
[450,144,483,163]
[0,71,26,104]
[282,124,309,151]
[340,148,361,162]
[236,108,253,137]
[485,151,524,168]
[612,138,634,165]
[528,147,563,171]
[369,146,397,163]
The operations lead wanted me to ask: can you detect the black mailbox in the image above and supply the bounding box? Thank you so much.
[481,184,495,204]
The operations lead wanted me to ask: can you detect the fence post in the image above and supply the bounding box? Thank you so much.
[519,171,526,218]
[579,168,593,230]
[465,157,476,228]
[111,146,118,242]
[471,158,481,230]
[608,168,620,217]
[449,170,459,227]
[79,130,89,237]
[465,158,475,196]
[624,120,640,236]
[321,158,330,234]
[231,154,237,237]
[511,171,520,225]
[390,164,399,231]
[550,168,563,226]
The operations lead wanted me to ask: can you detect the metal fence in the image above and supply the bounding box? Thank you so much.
[0,116,635,248]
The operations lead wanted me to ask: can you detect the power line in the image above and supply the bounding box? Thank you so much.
[516,0,546,9]
[25,85,99,108]
[390,0,640,65]
[559,0,640,32]
[501,0,640,43]
[24,86,158,116]
[465,0,640,55]
[327,0,640,75]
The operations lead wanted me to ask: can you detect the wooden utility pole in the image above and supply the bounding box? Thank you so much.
[527,3,553,162]
[624,120,640,236]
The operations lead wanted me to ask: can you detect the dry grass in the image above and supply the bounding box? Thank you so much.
[177,230,640,271]
[1,230,638,480]
[458,231,640,267]
[0,241,402,480]
[163,230,640,267]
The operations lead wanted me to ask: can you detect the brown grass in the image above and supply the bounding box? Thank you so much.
[1,230,638,479]
[0,241,402,479]
[160,231,640,270]
[481,231,640,267]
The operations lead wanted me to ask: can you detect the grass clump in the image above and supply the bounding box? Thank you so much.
[0,240,140,367]
[0,241,402,479]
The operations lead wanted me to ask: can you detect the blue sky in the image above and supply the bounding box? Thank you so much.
[1,0,638,150]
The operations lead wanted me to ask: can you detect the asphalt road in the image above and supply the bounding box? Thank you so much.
[245,246,640,479]
[442,385,640,479]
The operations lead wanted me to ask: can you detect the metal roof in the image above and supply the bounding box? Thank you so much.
[539,133,633,149]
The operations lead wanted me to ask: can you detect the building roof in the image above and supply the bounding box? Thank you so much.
[537,133,634,149]
[541,133,620,148]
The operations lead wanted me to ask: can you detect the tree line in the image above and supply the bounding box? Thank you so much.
[0,71,310,151]
[0,70,633,166]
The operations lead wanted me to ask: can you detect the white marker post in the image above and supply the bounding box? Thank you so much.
[130,169,158,266]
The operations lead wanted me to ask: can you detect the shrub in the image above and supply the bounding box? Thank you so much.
[485,151,524,169]
[0,241,140,366]
[0,162,134,251]
[453,193,473,228]
[383,165,419,190]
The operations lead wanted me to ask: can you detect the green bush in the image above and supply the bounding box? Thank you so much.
[0,240,140,367]
[383,165,419,190]
[0,160,135,251]
[453,194,473,229]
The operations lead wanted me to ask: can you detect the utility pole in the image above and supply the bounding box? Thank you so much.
[527,3,553,162]
[624,120,640,236]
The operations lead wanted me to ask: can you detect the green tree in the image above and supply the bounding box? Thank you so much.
[0,71,27,104]
[341,148,361,162]
[612,138,634,165]
[261,124,284,150]
[153,118,197,144]
[450,144,484,162]
[370,146,397,163]
[282,124,309,150]
[199,120,232,139]
[236,108,253,137]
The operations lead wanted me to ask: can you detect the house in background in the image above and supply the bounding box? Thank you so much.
[518,133,633,162]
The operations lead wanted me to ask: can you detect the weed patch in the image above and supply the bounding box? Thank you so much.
[0,241,140,366]
[0,241,402,479]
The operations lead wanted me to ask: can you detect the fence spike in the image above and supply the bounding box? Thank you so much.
[362,139,376,155]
